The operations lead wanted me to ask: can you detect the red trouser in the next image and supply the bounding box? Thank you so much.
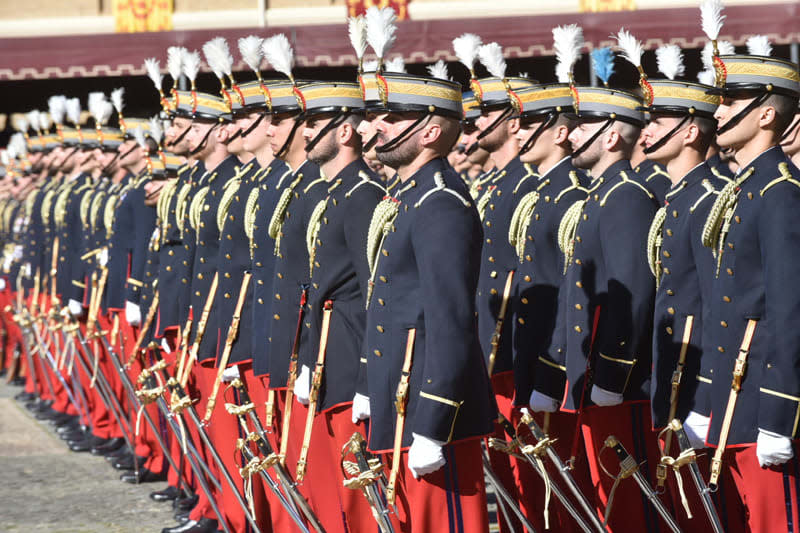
[580,402,663,533]
[300,403,376,533]
[385,438,490,533]
[486,372,522,533]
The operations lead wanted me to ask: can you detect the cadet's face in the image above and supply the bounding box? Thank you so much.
[224,119,246,155]
[241,112,271,153]
[186,121,216,157]
[516,117,548,165]
[143,179,164,207]
[302,115,339,167]
[117,139,141,168]
[266,115,298,156]
[568,120,604,169]
[357,113,380,161]
[475,108,508,152]
[373,112,423,169]
[166,116,193,155]
[780,112,800,157]
[642,115,685,164]
[714,96,759,151]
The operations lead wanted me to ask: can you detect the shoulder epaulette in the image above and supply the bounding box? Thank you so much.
[512,164,541,195]
[760,162,800,196]
[600,171,654,206]
[646,164,671,182]
[710,166,733,184]
[690,179,717,213]
[302,175,327,194]
[415,172,471,209]
[554,171,588,203]
[345,171,386,198]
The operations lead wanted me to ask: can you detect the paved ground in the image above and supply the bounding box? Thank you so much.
[0,379,175,533]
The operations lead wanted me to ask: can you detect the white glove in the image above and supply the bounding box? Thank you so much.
[98,247,109,267]
[591,385,623,407]
[221,365,241,383]
[161,337,172,354]
[125,300,141,326]
[294,365,311,405]
[683,411,710,449]
[352,393,371,424]
[757,429,794,468]
[529,390,560,413]
[408,433,447,479]
[0,278,6,291]
[68,299,84,318]
[24,263,31,278]
[12,245,22,261]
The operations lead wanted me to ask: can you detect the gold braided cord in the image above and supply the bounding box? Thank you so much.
[366,198,400,276]
[23,190,38,219]
[174,182,193,235]
[267,175,303,255]
[306,198,328,276]
[244,186,260,243]
[475,184,494,221]
[89,191,107,233]
[216,177,241,233]
[760,162,800,196]
[53,181,77,228]
[188,186,210,234]
[156,178,178,226]
[79,190,94,228]
[557,199,586,274]
[508,190,539,262]
[702,168,754,277]
[103,193,119,239]
[646,207,667,287]
[40,189,57,227]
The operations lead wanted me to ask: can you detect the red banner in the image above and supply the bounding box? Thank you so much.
[347,0,410,20]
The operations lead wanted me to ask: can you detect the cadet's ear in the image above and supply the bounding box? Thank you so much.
[338,121,355,146]
[684,122,701,146]
[420,122,443,148]
[507,116,521,135]
[603,128,621,151]
[758,104,778,130]
[552,124,570,145]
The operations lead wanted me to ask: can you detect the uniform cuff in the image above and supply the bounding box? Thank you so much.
[414,390,463,443]
[759,387,800,438]
[593,352,637,395]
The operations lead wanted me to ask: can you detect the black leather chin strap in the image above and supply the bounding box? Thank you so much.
[275,115,304,160]
[188,123,219,157]
[362,132,379,152]
[166,123,192,147]
[241,113,266,139]
[374,114,430,154]
[716,92,771,136]
[304,113,349,154]
[100,151,120,175]
[518,112,557,156]
[476,107,512,141]
[571,119,614,160]
[224,128,242,145]
[642,115,692,155]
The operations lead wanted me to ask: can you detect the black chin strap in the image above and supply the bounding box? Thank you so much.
[716,92,771,136]
[375,115,430,154]
[643,115,692,155]
[304,113,349,154]
[223,128,242,145]
[275,115,304,160]
[145,182,164,200]
[781,115,800,143]
[189,123,219,157]
[518,112,557,156]
[241,113,266,139]
[362,132,379,152]
[166,123,192,147]
[59,147,80,169]
[476,107,513,141]
[101,151,120,175]
[571,119,614,160]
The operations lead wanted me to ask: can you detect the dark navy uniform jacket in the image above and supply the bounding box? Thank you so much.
[265,160,326,388]
[706,153,735,185]
[155,165,191,336]
[250,160,291,378]
[475,157,539,378]
[512,158,589,406]
[57,173,92,304]
[560,159,657,410]
[705,147,800,446]
[105,173,136,311]
[297,159,384,413]
[634,159,672,206]
[362,157,496,452]
[188,155,240,364]
[650,163,718,429]
[214,160,262,367]
[123,173,156,308]
[139,224,161,346]
[175,162,205,327]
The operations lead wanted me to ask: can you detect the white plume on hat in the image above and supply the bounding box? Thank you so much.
[613,28,644,69]
[362,59,379,72]
[48,95,67,126]
[26,110,40,132]
[38,111,52,132]
[478,42,506,79]
[13,115,28,133]
[132,126,147,149]
[553,24,584,83]
[182,50,202,87]
[427,60,451,81]
[262,34,296,82]
[65,98,81,126]
[697,69,717,86]
[700,0,726,41]
[701,40,734,70]
[203,37,234,82]
[384,56,406,73]
[111,88,125,114]
[238,35,264,75]
[144,58,163,92]
[148,116,164,146]
[348,15,368,69]
[746,35,772,57]
[365,6,398,68]
[452,33,483,78]
[655,45,685,80]
[167,46,186,85]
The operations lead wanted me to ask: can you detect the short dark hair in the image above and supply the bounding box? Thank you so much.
[765,93,799,133]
